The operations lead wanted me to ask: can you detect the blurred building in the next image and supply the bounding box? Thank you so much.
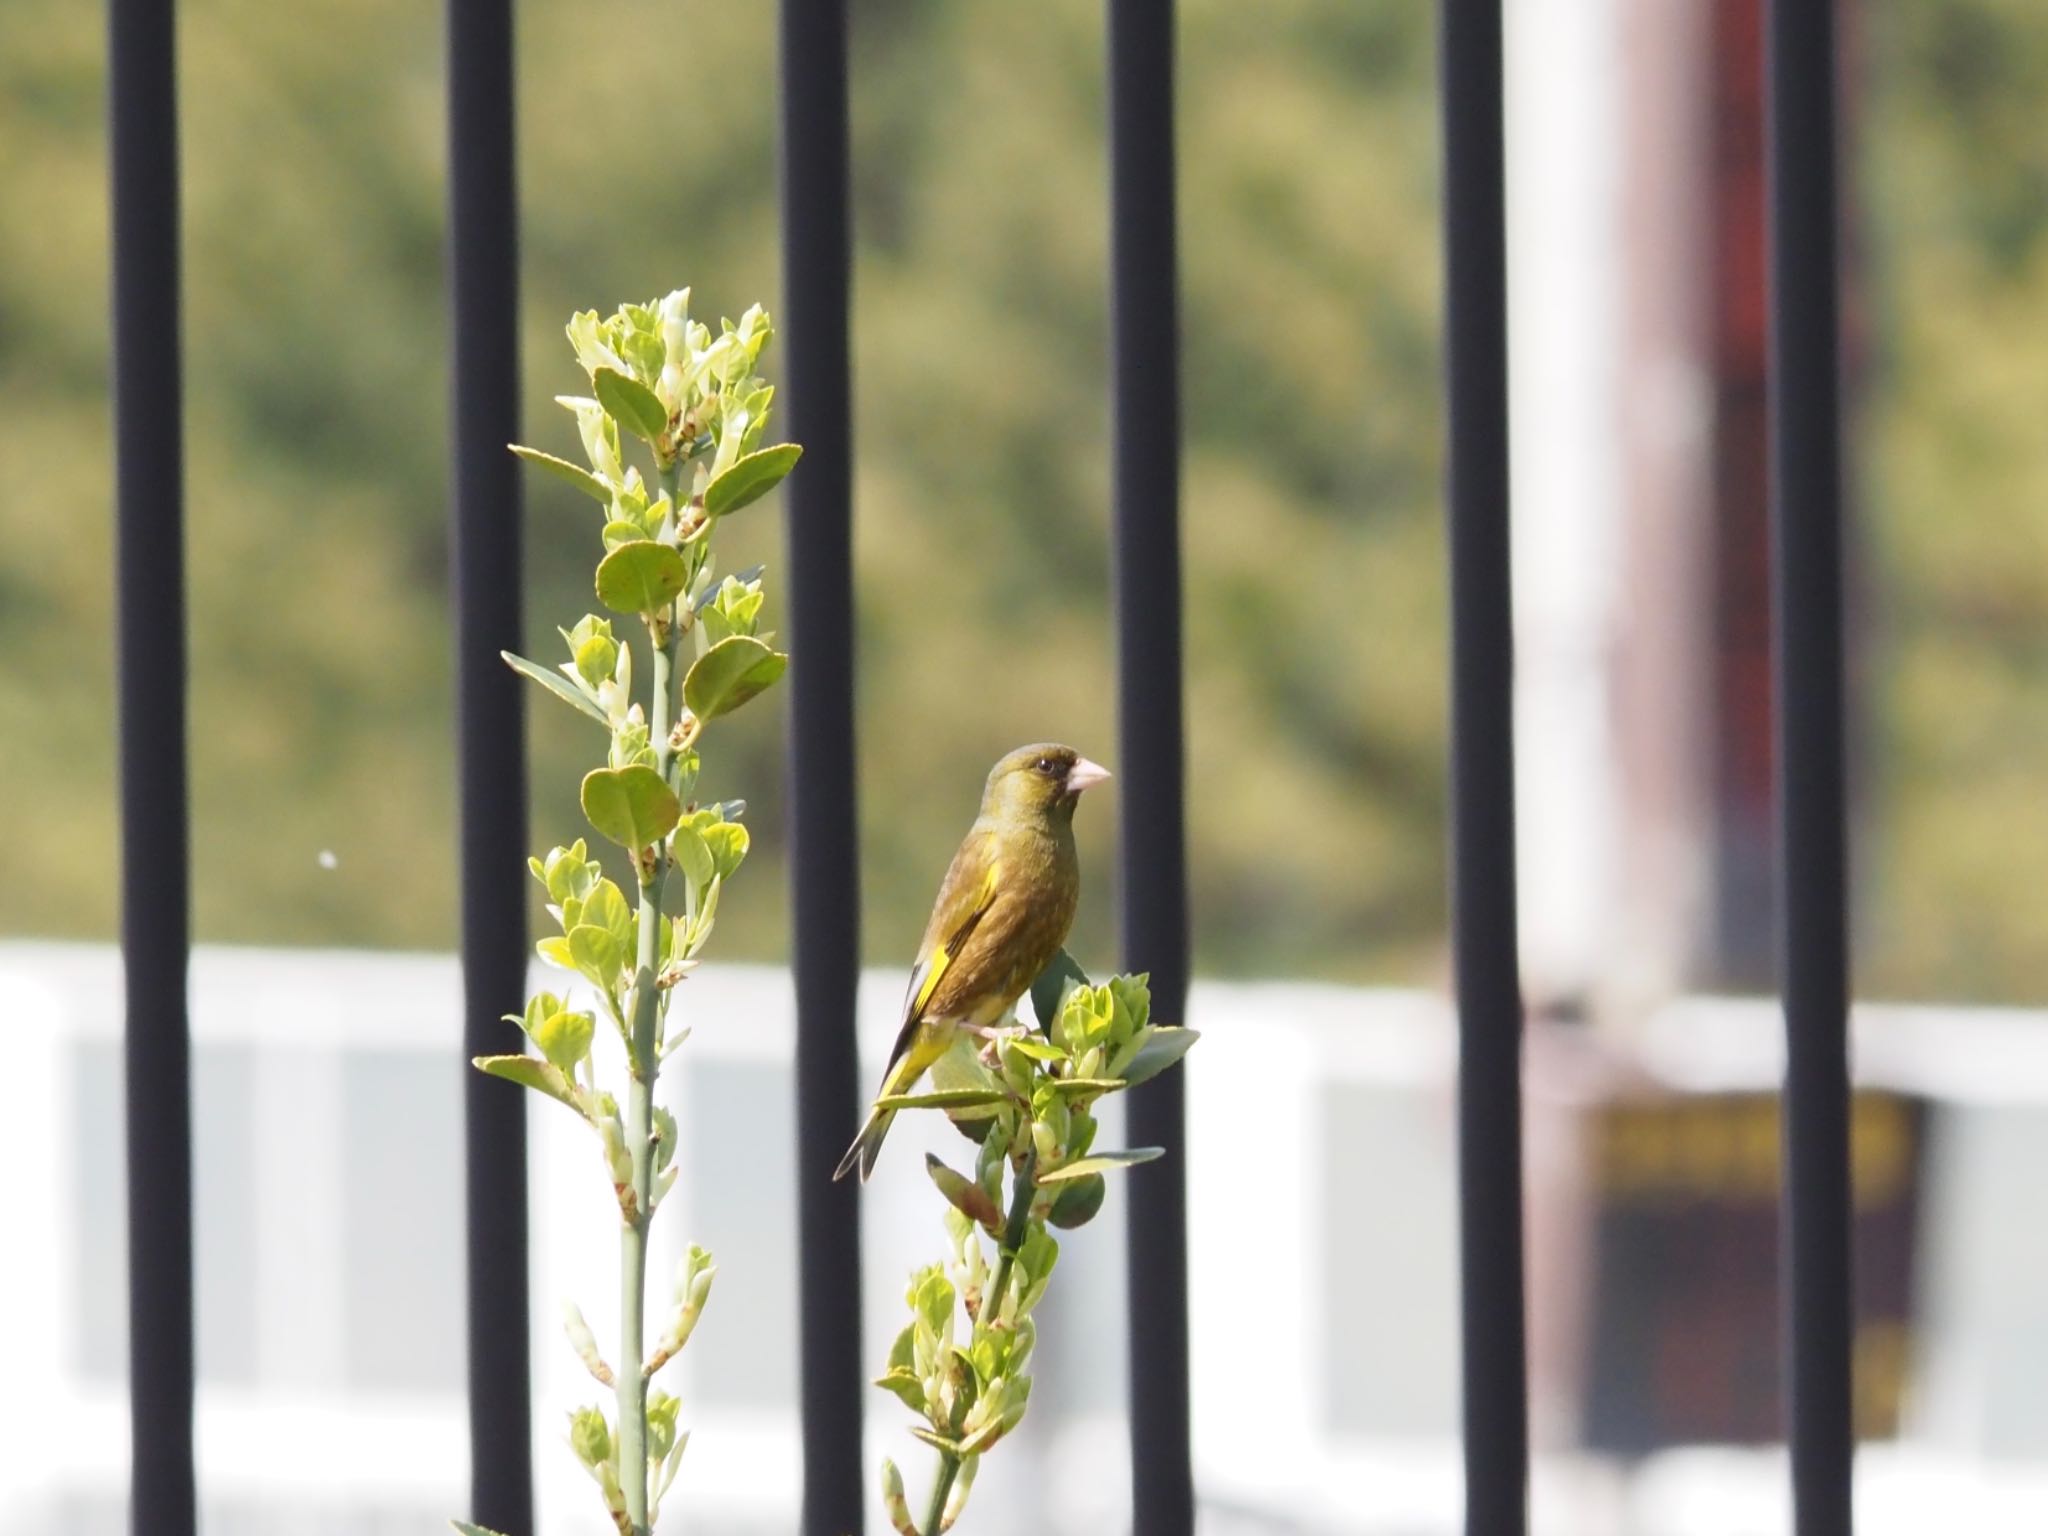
[10,943,2048,1536]
[1509,0,1865,1012]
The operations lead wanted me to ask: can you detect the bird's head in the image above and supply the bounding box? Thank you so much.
[982,742,1112,827]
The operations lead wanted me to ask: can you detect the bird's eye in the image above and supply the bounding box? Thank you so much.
[1035,756,1058,776]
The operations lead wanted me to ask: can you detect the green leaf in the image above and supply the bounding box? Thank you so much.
[1013,1227,1060,1316]
[925,1153,1003,1229]
[593,366,669,445]
[509,443,611,502]
[595,540,689,616]
[931,1035,1000,1093]
[909,1427,963,1457]
[516,992,565,1033]
[1049,1077,1125,1096]
[576,639,617,695]
[1118,1026,1200,1088]
[876,1088,1012,1112]
[1047,1173,1107,1229]
[654,1428,691,1509]
[1054,983,1117,1056]
[581,764,682,850]
[1105,973,1154,1042]
[472,1053,578,1112]
[1002,1035,1065,1064]
[450,1523,514,1536]
[1030,948,1090,1032]
[702,819,749,878]
[887,1321,917,1373]
[908,1268,955,1380]
[568,1404,612,1469]
[670,822,714,890]
[967,1328,1005,1388]
[960,1390,1026,1455]
[502,650,606,724]
[703,442,802,517]
[914,1267,955,1334]
[567,925,623,991]
[683,635,788,719]
[646,1389,681,1461]
[994,1376,1032,1443]
[580,878,632,942]
[672,750,702,805]
[689,875,723,952]
[873,1368,927,1414]
[698,576,765,645]
[652,1105,678,1173]
[693,563,766,614]
[566,619,619,691]
[930,1037,1005,1136]
[943,1347,979,1433]
[534,840,600,903]
[530,1007,595,1075]
[1036,1148,1165,1184]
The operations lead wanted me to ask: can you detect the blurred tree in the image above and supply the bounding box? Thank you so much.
[1861,0,2048,1001]
[3,0,2042,1003]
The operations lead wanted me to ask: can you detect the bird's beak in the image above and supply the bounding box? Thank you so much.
[1065,757,1113,794]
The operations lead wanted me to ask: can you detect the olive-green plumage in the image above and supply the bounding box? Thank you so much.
[834,742,1110,1182]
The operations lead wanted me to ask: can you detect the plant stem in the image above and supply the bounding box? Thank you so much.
[617,624,677,1536]
[618,1070,651,1533]
[920,1452,961,1536]
[981,1147,1038,1327]
[920,1149,1037,1536]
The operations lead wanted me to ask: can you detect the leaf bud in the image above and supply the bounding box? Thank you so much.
[568,1405,611,1471]
[941,1453,979,1532]
[561,1299,614,1386]
[880,1458,917,1536]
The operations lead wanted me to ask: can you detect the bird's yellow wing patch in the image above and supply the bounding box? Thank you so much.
[907,860,1001,1024]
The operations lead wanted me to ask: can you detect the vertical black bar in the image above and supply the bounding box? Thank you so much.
[110,1,195,1531]
[1766,3,1854,1532]
[1437,4,1530,1533]
[1107,4,1194,1533]
[777,5,865,1532]
[447,0,532,1528]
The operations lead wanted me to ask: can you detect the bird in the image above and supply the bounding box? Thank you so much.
[834,742,1111,1182]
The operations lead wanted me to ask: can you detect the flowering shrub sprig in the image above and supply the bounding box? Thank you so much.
[453,289,799,1536]
[874,957,1198,1534]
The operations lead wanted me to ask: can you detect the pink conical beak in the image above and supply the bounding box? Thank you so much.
[1065,757,1112,794]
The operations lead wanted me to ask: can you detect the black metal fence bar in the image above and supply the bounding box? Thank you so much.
[110,1,197,1530]
[446,0,534,1527]
[1437,3,1530,1532]
[1106,4,1196,1532]
[1765,3,1854,1532]
[778,4,867,1531]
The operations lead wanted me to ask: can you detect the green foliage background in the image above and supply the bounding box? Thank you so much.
[1,0,2042,1002]
[1862,0,2048,1001]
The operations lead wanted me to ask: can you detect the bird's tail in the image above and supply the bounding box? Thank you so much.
[833,1020,954,1183]
[832,1105,895,1184]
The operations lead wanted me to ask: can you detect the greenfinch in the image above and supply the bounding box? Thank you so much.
[834,743,1112,1182]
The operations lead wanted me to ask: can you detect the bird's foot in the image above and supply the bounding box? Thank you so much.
[965,1020,1029,1042]
[969,1020,1031,1065]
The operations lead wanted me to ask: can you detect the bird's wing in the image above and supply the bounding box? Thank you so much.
[903,829,1003,1028]
[876,827,1002,1082]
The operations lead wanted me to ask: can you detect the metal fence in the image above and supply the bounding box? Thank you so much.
[104,2,1854,1534]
